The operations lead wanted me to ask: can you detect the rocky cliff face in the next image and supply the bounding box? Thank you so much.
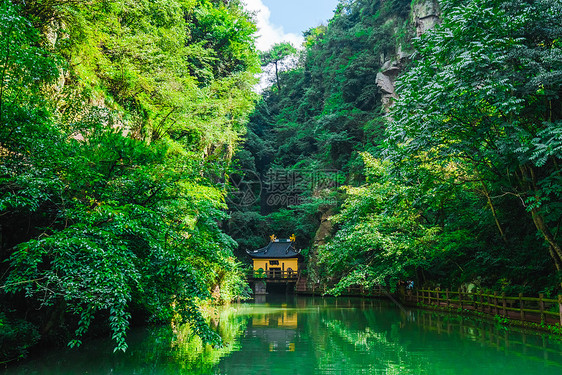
[412,0,441,36]
[376,0,441,110]
[376,45,409,110]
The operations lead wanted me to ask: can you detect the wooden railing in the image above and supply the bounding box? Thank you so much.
[403,288,562,326]
[250,270,299,279]
[295,282,387,297]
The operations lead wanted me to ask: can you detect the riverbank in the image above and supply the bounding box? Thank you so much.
[400,289,562,335]
[294,280,562,335]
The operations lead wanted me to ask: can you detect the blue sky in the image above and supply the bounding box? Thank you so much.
[262,0,340,35]
[243,0,341,51]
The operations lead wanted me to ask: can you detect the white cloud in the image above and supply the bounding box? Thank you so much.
[242,0,303,51]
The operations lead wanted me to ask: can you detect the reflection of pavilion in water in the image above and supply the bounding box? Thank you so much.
[249,308,298,352]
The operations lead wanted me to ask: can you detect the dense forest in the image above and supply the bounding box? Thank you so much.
[229,0,562,296]
[227,0,414,253]
[0,0,259,361]
[1,0,562,364]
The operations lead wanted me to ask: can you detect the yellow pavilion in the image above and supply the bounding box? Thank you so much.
[247,236,300,278]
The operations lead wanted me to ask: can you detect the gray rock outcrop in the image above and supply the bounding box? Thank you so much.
[376,0,441,110]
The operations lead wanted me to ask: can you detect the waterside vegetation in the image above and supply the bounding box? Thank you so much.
[0,0,258,362]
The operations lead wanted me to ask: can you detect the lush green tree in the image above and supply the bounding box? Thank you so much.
[316,0,561,295]
[387,0,562,275]
[0,0,259,358]
[260,42,297,92]
[317,155,441,293]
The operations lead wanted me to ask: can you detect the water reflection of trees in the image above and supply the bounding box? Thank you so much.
[413,312,562,369]
[299,297,562,374]
[126,306,250,374]
[2,306,250,375]
[8,298,562,374]
[302,298,431,374]
[174,298,562,374]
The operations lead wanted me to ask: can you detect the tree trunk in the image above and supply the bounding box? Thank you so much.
[274,61,281,92]
[520,165,562,283]
[481,182,507,244]
[531,207,562,275]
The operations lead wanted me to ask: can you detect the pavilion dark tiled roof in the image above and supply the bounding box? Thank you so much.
[246,239,300,258]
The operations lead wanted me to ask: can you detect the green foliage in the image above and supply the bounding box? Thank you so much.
[315,0,562,296]
[387,0,562,276]
[0,313,40,364]
[303,25,327,48]
[0,0,61,146]
[53,0,259,149]
[0,0,259,358]
[228,0,413,250]
[318,155,441,293]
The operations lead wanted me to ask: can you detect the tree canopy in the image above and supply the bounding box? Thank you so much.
[228,0,562,298]
[319,0,562,293]
[0,0,259,358]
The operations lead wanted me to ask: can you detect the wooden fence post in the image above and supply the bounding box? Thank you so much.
[476,290,482,311]
[416,289,419,303]
[502,293,507,316]
[558,295,562,326]
[428,290,432,305]
[493,292,498,315]
[459,288,463,310]
[446,289,450,308]
[519,293,525,321]
[539,293,545,324]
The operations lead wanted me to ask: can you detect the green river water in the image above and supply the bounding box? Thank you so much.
[4,294,562,374]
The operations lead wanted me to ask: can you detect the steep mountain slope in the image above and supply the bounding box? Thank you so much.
[228,0,562,296]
